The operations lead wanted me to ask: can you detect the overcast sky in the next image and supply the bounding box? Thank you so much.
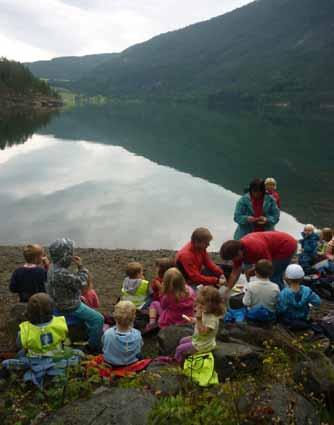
[0,0,252,62]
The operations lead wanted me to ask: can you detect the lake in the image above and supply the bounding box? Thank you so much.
[1,102,333,250]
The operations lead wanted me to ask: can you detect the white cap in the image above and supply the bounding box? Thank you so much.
[285,264,305,280]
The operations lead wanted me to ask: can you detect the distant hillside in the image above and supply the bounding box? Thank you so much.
[0,58,57,97]
[0,58,61,112]
[27,0,334,102]
[26,53,116,82]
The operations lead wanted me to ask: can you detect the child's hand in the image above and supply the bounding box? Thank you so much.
[72,256,82,267]
[42,256,50,267]
[182,314,196,324]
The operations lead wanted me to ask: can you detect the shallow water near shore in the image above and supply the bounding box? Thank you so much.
[1,102,333,249]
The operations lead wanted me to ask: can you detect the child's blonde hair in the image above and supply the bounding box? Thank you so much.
[304,224,315,232]
[264,177,277,189]
[126,262,143,279]
[162,267,188,301]
[196,286,225,317]
[23,244,43,264]
[113,301,136,328]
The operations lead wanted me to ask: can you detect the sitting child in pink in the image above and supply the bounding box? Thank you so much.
[145,267,195,331]
[81,272,100,309]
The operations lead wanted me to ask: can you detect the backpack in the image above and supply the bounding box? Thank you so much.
[183,352,218,387]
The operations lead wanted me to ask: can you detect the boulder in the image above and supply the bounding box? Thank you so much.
[244,384,320,425]
[213,341,262,380]
[42,388,157,425]
[157,325,193,355]
[294,351,334,399]
[137,364,186,396]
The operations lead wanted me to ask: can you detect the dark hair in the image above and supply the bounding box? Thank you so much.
[220,240,242,260]
[191,228,213,244]
[255,259,273,279]
[197,286,225,316]
[27,293,53,325]
[155,257,175,279]
[126,262,143,279]
[248,178,265,196]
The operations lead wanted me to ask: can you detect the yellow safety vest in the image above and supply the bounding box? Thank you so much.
[121,280,149,309]
[20,316,68,357]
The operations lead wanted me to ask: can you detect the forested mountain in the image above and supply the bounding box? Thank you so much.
[26,53,115,82]
[0,58,57,97]
[27,0,334,100]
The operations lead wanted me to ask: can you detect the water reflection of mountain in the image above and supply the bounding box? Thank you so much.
[39,103,334,226]
[0,110,56,150]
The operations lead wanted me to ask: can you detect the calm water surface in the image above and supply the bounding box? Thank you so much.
[1,103,333,250]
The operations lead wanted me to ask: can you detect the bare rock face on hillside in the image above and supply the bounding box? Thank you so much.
[42,388,157,425]
[157,324,194,355]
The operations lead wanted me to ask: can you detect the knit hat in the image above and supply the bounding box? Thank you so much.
[285,264,305,280]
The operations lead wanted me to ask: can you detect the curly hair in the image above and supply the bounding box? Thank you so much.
[196,286,225,317]
[113,301,136,328]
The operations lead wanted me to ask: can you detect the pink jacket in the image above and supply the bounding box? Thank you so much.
[158,285,195,329]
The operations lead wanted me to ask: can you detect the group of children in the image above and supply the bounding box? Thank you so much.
[3,220,329,386]
[299,224,334,273]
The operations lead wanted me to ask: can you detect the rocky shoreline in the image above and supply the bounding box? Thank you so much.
[0,94,63,112]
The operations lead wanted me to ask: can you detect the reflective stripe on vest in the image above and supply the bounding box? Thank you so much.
[20,316,68,357]
[121,280,149,308]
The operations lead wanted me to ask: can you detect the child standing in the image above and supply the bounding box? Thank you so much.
[150,257,175,302]
[145,268,195,331]
[102,301,143,366]
[81,272,100,309]
[121,262,150,309]
[265,177,281,208]
[175,286,224,363]
[299,224,319,272]
[2,293,82,387]
[277,264,320,330]
[242,259,280,322]
[9,244,49,302]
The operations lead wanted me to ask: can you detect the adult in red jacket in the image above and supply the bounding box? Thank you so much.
[176,228,226,287]
[220,231,297,290]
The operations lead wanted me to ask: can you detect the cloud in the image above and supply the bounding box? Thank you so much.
[0,0,252,62]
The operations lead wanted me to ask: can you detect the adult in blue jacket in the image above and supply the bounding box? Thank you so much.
[234,178,280,240]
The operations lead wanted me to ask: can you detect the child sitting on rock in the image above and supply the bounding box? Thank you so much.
[9,244,49,302]
[150,257,175,302]
[277,264,321,330]
[175,286,225,363]
[121,262,150,310]
[102,301,143,366]
[46,238,104,353]
[145,267,195,332]
[242,259,280,322]
[2,293,82,388]
[81,272,100,309]
[299,224,319,272]
[265,177,281,208]
[318,228,333,257]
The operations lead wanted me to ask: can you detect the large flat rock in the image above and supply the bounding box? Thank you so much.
[42,388,157,425]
